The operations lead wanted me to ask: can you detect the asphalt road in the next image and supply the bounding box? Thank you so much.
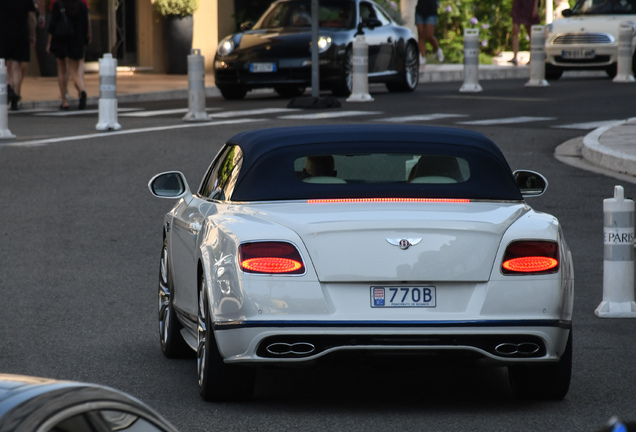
[1,76,636,432]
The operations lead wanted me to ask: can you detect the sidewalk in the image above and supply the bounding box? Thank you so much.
[14,61,636,183]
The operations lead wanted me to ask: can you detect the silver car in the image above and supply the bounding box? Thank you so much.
[545,0,636,79]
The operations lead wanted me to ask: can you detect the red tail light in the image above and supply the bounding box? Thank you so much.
[239,242,305,274]
[502,241,559,274]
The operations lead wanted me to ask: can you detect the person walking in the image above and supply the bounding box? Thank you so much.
[0,0,37,111]
[47,0,91,110]
[509,0,540,66]
[415,0,444,66]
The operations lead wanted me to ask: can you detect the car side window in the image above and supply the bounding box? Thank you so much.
[371,4,392,25]
[200,145,243,201]
[359,2,376,21]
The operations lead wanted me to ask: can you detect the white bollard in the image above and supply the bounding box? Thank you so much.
[0,59,16,139]
[183,49,210,121]
[596,185,636,318]
[96,53,121,131]
[459,28,482,93]
[346,35,374,102]
[525,25,549,87]
[613,22,635,83]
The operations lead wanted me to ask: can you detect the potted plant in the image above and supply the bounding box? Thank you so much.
[153,0,200,74]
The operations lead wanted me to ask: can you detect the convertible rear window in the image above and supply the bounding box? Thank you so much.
[295,154,470,185]
[230,142,522,202]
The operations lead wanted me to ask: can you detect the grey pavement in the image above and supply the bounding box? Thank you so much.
[11,61,636,183]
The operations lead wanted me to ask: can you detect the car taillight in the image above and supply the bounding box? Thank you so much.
[238,242,305,275]
[501,241,559,274]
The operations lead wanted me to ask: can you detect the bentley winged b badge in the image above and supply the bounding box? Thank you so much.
[386,238,422,250]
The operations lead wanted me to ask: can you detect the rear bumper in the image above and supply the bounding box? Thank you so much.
[213,320,571,366]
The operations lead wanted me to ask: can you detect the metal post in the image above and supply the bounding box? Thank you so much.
[0,59,16,139]
[459,29,482,93]
[96,53,121,131]
[183,49,210,121]
[596,185,636,317]
[310,0,319,98]
[526,25,549,87]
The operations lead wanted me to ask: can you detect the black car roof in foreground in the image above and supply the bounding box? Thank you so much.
[223,124,523,202]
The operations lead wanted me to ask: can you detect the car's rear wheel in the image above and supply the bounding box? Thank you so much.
[197,273,255,402]
[386,42,419,92]
[544,64,563,80]
[158,238,189,358]
[508,331,572,400]
[218,85,248,100]
[274,86,306,98]
[332,46,353,97]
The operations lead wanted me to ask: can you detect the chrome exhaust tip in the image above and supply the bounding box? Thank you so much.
[495,342,541,357]
[266,342,316,356]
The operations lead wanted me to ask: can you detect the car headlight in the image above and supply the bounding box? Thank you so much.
[217,35,237,57]
[317,36,332,53]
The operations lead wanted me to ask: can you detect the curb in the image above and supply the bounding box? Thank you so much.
[582,117,636,178]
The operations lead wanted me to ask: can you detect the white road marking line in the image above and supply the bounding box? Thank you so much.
[379,113,469,123]
[209,108,301,118]
[8,108,52,114]
[279,110,382,120]
[35,107,144,116]
[457,116,556,125]
[1,118,263,148]
[553,120,622,130]
[120,107,224,117]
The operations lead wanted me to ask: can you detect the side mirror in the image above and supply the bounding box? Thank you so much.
[513,170,548,198]
[240,21,254,31]
[362,17,382,29]
[148,171,191,200]
[562,8,572,17]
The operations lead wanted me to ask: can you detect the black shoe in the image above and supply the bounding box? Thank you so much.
[7,85,16,103]
[59,104,70,111]
[79,90,87,110]
[9,94,20,111]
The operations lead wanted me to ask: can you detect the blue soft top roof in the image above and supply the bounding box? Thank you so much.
[225,125,522,201]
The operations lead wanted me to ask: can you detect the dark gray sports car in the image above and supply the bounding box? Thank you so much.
[213,0,420,99]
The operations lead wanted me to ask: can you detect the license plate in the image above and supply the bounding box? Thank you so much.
[249,62,277,73]
[561,49,595,60]
[371,286,436,308]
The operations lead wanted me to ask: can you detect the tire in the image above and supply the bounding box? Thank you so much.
[386,42,419,93]
[197,273,255,402]
[274,86,306,98]
[158,238,190,358]
[545,64,563,80]
[605,63,618,79]
[508,331,572,400]
[332,47,353,97]
[218,85,247,100]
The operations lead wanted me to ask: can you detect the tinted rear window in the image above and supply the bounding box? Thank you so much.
[231,143,522,202]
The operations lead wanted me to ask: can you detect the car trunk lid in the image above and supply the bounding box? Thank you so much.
[248,201,529,282]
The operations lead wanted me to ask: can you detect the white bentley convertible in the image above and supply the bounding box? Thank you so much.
[149,124,574,402]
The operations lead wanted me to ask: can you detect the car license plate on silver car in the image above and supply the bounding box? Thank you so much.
[371,286,436,308]
[561,49,595,60]
[250,62,277,73]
